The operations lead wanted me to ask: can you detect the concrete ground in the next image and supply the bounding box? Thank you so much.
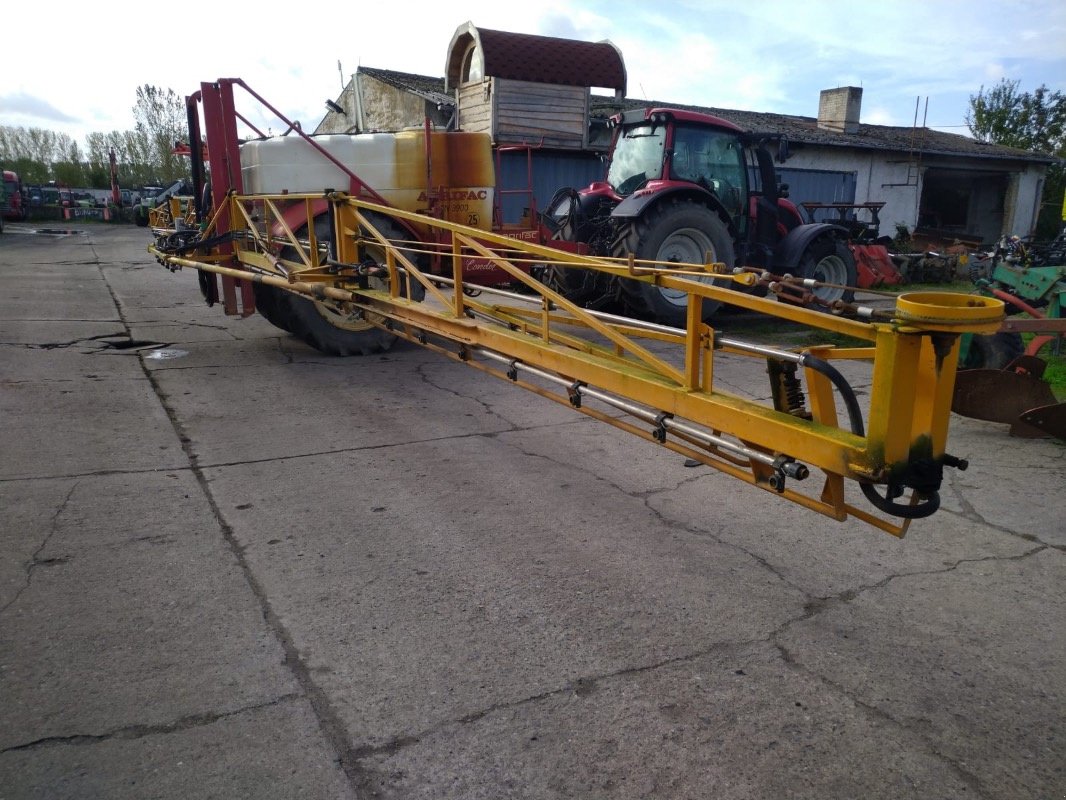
[0,223,1063,799]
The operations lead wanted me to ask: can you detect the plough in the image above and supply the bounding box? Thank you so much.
[953,239,1066,440]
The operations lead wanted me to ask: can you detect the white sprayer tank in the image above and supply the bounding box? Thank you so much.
[239,131,495,230]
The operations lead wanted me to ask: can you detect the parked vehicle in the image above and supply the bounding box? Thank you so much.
[2,170,28,221]
[133,182,186,227]
[543,108,857,326]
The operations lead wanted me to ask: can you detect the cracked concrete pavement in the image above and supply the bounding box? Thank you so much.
[1,224,1063,799]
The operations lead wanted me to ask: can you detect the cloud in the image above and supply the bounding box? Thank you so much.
[535,4,612,39]
[538,12,588,40]
[7,0,1064,147]
[983,62,1008,80]
[0,92,79,123]
[862,106,898,126]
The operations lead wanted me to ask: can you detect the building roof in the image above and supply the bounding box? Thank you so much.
[342,66,1051,165]
[589,96,1054,164]
[359,66,451,106]
[445,23,626,94]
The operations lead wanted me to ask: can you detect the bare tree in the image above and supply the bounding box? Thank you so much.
[84,132,113,187]
[133,85,189,184]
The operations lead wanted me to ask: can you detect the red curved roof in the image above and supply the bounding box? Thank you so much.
[447,25,626,93]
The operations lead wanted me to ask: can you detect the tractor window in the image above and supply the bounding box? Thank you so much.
[670,125,747,220]
[607,124,666,196]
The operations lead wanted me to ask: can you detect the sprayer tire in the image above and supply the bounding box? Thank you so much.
[278,214,425,357]
[252,282,297,334]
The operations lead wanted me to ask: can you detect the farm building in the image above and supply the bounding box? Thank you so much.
[315,22,1054,244]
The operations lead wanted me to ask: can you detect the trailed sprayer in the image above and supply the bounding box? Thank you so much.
[148,78,1005,537]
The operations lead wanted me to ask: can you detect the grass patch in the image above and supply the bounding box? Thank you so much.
[1023,334,1066,400]
[789,330,871,349]
[1043,358,1066,400]
[878,280,971,294]
[717,313,870,349]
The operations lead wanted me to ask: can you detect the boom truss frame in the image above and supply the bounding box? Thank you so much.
[150,190,1004,536]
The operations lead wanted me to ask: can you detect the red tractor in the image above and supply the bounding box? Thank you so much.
[543,108,857,326]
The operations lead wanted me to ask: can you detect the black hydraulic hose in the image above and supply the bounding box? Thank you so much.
[798,353,864,437]
[863,482,941,518]
[798,352,940,519]
[542,187,581,234]
[156,229,240,256]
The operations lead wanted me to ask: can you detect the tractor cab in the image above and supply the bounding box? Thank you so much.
[605,109,750,225]
[546,106,857,326]
[599,109,809,271]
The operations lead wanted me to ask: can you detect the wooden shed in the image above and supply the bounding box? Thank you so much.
[444,22,626,150]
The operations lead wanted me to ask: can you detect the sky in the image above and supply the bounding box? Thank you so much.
[4,0,1065,146]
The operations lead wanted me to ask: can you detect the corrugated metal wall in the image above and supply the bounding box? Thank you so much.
[776,168,857,211]
[496,150,604,223]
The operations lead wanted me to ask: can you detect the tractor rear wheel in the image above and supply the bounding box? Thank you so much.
[798,238,857,305]
[615,199,735,327]
[962,332,1025,370]
[273,214,425,356]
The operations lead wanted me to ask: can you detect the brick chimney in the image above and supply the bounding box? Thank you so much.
[818,87,862,133]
